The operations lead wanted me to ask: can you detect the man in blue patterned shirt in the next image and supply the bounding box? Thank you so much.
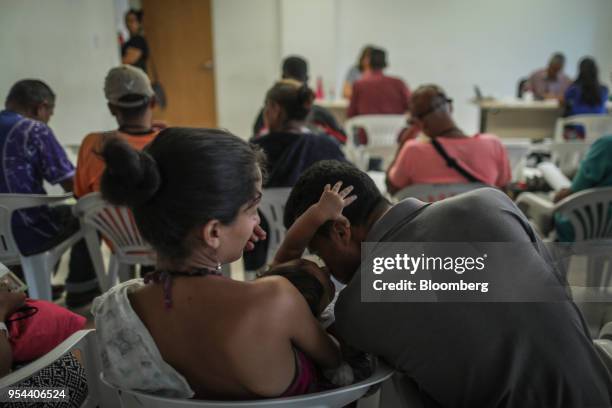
[0,80,97,306]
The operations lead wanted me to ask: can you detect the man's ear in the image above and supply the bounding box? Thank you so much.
[201,219,221,249]
[33,104,45,122]
[330,219,352,246]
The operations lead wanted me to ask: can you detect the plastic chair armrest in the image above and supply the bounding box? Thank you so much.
[516,192,555,236]
[0,330,92,387]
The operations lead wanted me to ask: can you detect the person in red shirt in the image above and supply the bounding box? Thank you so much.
[347,47,411,118]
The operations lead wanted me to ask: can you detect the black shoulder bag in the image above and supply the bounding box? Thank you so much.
[430,138,488,185]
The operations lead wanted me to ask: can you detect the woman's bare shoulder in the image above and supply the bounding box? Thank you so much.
[249,276,309,317]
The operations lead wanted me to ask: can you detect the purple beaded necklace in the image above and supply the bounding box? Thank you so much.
[143,267,223,309]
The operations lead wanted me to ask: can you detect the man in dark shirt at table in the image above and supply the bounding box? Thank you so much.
[347,47,411,118]
[284,160,612,408]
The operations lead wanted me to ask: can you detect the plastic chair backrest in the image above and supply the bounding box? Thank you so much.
[395,183,488,203]
[555,187,612,241]
[74,192,154,263]
[345,114,407,148]
[344,115,406,170]
[549,141,591,177]
[502,139,531,181]
[0,329,110,408]
[100,362,394,408]
[554,114,612,142]
[259,188,292,264]
[0,193,73,265]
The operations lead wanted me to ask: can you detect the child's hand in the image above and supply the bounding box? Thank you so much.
[314,181,357,225]
[245,224,267,251]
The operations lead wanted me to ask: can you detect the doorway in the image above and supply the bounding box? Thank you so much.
[141,0,217,127]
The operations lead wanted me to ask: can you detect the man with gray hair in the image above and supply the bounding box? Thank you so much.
[524,52,572,100]
[0,79,97,305]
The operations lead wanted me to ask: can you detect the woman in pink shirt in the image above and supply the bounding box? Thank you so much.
[386,85,511,195]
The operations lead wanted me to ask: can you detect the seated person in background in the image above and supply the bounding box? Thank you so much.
[284,160,612,408]
[253,56,345,143]
[347,47,410,118]
[93,130,340,399]
[523,52,572,100]
[553,135,612,241]
[247,80,347,270]
[0,80,96,307]
[0,286,88,407]
[562,57,609,117]
[252,80,346,187]
[386,84,511,195]
[342,45,373,99]
[75,65,160,198]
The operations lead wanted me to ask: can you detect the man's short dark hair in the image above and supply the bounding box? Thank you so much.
[112,94,150,121]
[284,161,386,235]
[5,79,55,111]
[369,48,387,70]
[550,52,565,66]
[282,56,308,83]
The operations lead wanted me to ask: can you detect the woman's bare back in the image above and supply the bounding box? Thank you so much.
[129,275,298,399]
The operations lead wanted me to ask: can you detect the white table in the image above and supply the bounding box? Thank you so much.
[474,99,562,140]
[474,98,612,140]
[315,98,349,125]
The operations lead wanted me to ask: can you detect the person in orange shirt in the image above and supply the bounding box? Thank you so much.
[73,65,160,301]
[74,65,160,197]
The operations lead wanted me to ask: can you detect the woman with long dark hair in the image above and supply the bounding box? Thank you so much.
[563,57,609,117]
[244,80,347,271]
[92,128,340,399]
[342,45,374,99]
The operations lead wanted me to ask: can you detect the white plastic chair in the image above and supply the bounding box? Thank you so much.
[501,139,531,181]
[516,187,612,241]
[518,188,612,337]
[554,114,612,143]
[73,192,155,291]
[593,338,612,375]
[0,329,117,408]
[394,183,488,203]
[100,362,394,408]
[516,187,612,290]
[258,188,292,265]
[0,193,81,300]
[344,115,407,170]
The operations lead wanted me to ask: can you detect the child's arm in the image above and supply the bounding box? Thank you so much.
[273,181,356,265]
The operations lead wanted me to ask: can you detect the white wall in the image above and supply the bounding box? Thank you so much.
[280,0,338,97]
[0,0,120,146]
[3,1,610,142]
[212,0,281,139]
[335,0,612,133]
[213,0,339,138]
[212,0,612,137]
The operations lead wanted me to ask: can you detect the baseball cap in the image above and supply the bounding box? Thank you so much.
[104,65,154,107]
